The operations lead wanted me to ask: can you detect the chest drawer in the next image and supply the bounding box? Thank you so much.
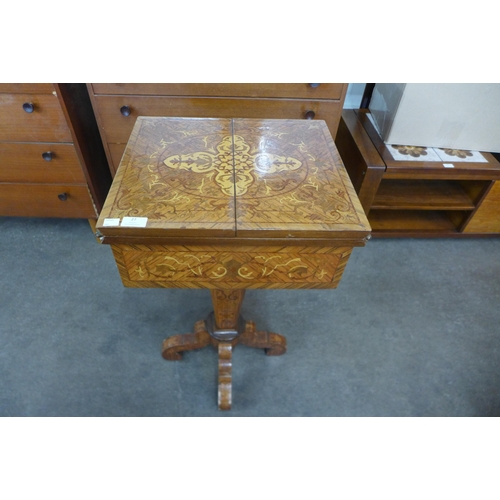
[93,95,342,143]
[0,183,96,218]
[0,143,86,183]
[0,84,56,94]
[90,83,345,100]
[0,93,72,142]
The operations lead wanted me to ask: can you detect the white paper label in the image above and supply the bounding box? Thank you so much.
[443,163,455,168]
[103,218,121,227]
[121,217,148,228]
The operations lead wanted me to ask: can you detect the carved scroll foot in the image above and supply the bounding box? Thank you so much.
[218,342,232,411]
[161,320,211,360]
[239,320,287,356]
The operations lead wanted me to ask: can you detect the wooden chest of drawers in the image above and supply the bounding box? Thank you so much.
[0,84,111,219]
[87,83,348,176]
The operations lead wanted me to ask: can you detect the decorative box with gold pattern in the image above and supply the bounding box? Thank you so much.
[97,117,370,289]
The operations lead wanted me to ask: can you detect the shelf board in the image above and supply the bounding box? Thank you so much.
[368,210,459,232]
[371,180,476,210]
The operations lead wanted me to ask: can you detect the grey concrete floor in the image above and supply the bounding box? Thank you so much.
[1,216,499,416]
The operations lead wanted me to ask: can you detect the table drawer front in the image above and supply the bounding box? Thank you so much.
[112,245,352,289]
[0,84,56,94]
[91,83,345,100]
[95,95,342,144]
[0,143,85,183]
[0,184,96,218]
[0,93,72,142]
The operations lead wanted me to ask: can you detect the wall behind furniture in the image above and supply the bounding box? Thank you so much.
[344,83,366,109]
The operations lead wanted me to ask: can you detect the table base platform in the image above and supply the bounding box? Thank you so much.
[161,290,286,410]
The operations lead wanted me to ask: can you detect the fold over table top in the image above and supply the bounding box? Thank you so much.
[97,117,370,242]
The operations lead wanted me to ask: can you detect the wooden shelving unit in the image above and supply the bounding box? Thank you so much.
[372,180,477,210]
[368,210,459,232]
[335,109,500,237]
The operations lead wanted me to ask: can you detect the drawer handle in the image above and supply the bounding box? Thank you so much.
[304,110,316,120]
[23,102,35,113]
[42,151,54,161]
[309,83,320,88]
[120,105,131,117]
[58,193,68,201]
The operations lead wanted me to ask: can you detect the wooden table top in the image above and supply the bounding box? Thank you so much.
[97,117,370,243]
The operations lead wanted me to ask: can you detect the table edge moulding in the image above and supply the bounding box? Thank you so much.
[96,116,370,410]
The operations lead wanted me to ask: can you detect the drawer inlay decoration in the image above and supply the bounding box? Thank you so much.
[122,249,343,284]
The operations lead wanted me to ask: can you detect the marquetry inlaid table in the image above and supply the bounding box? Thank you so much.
[96,117,371,410]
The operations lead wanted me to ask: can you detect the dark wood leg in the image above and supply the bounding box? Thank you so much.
[161,320,211,360]
[217,342,233,410]
[239,320,287,356]
[210,290,244,411]
[161,289,286,410]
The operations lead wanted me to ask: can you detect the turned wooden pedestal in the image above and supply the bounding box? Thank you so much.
[96,117,370,410]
